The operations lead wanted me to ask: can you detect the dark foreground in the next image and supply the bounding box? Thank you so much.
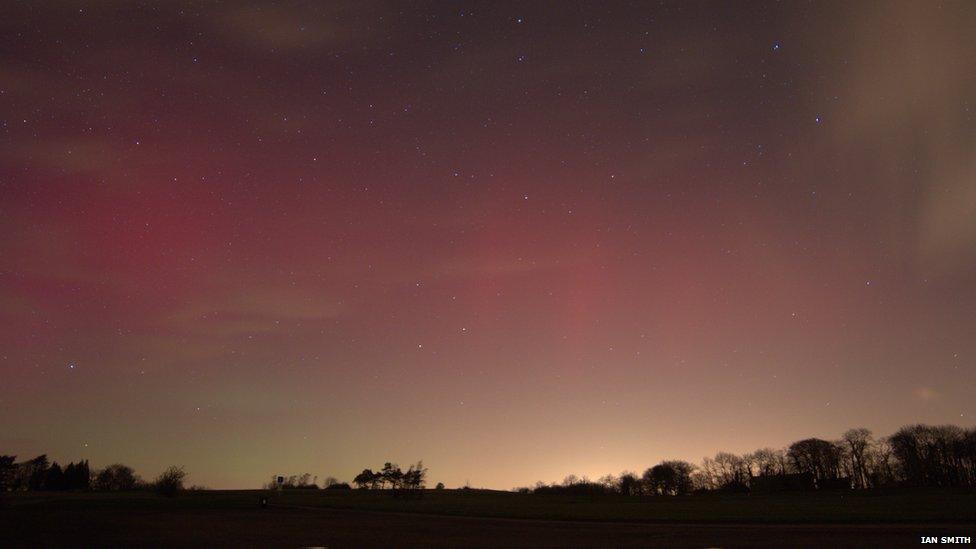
[2,505,971,548]
[2,490,973,548]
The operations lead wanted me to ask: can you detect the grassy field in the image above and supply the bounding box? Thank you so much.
[2,489,973,547]
[4,487,976,523]
[272,487,976,523]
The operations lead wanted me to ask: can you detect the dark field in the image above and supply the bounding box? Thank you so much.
[2,489,973,547]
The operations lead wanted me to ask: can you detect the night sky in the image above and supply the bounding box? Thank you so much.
[2,1,974,489]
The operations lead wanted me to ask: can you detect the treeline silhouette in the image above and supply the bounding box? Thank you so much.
[0,455,188,496]
[264,461,429,493]
[517,424,976,495]
[5,424,972,497]
[260,473,353,490]
[0,456,91,491]
[353,461,427,490]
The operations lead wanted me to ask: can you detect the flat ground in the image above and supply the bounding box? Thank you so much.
[1,489,973,547]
